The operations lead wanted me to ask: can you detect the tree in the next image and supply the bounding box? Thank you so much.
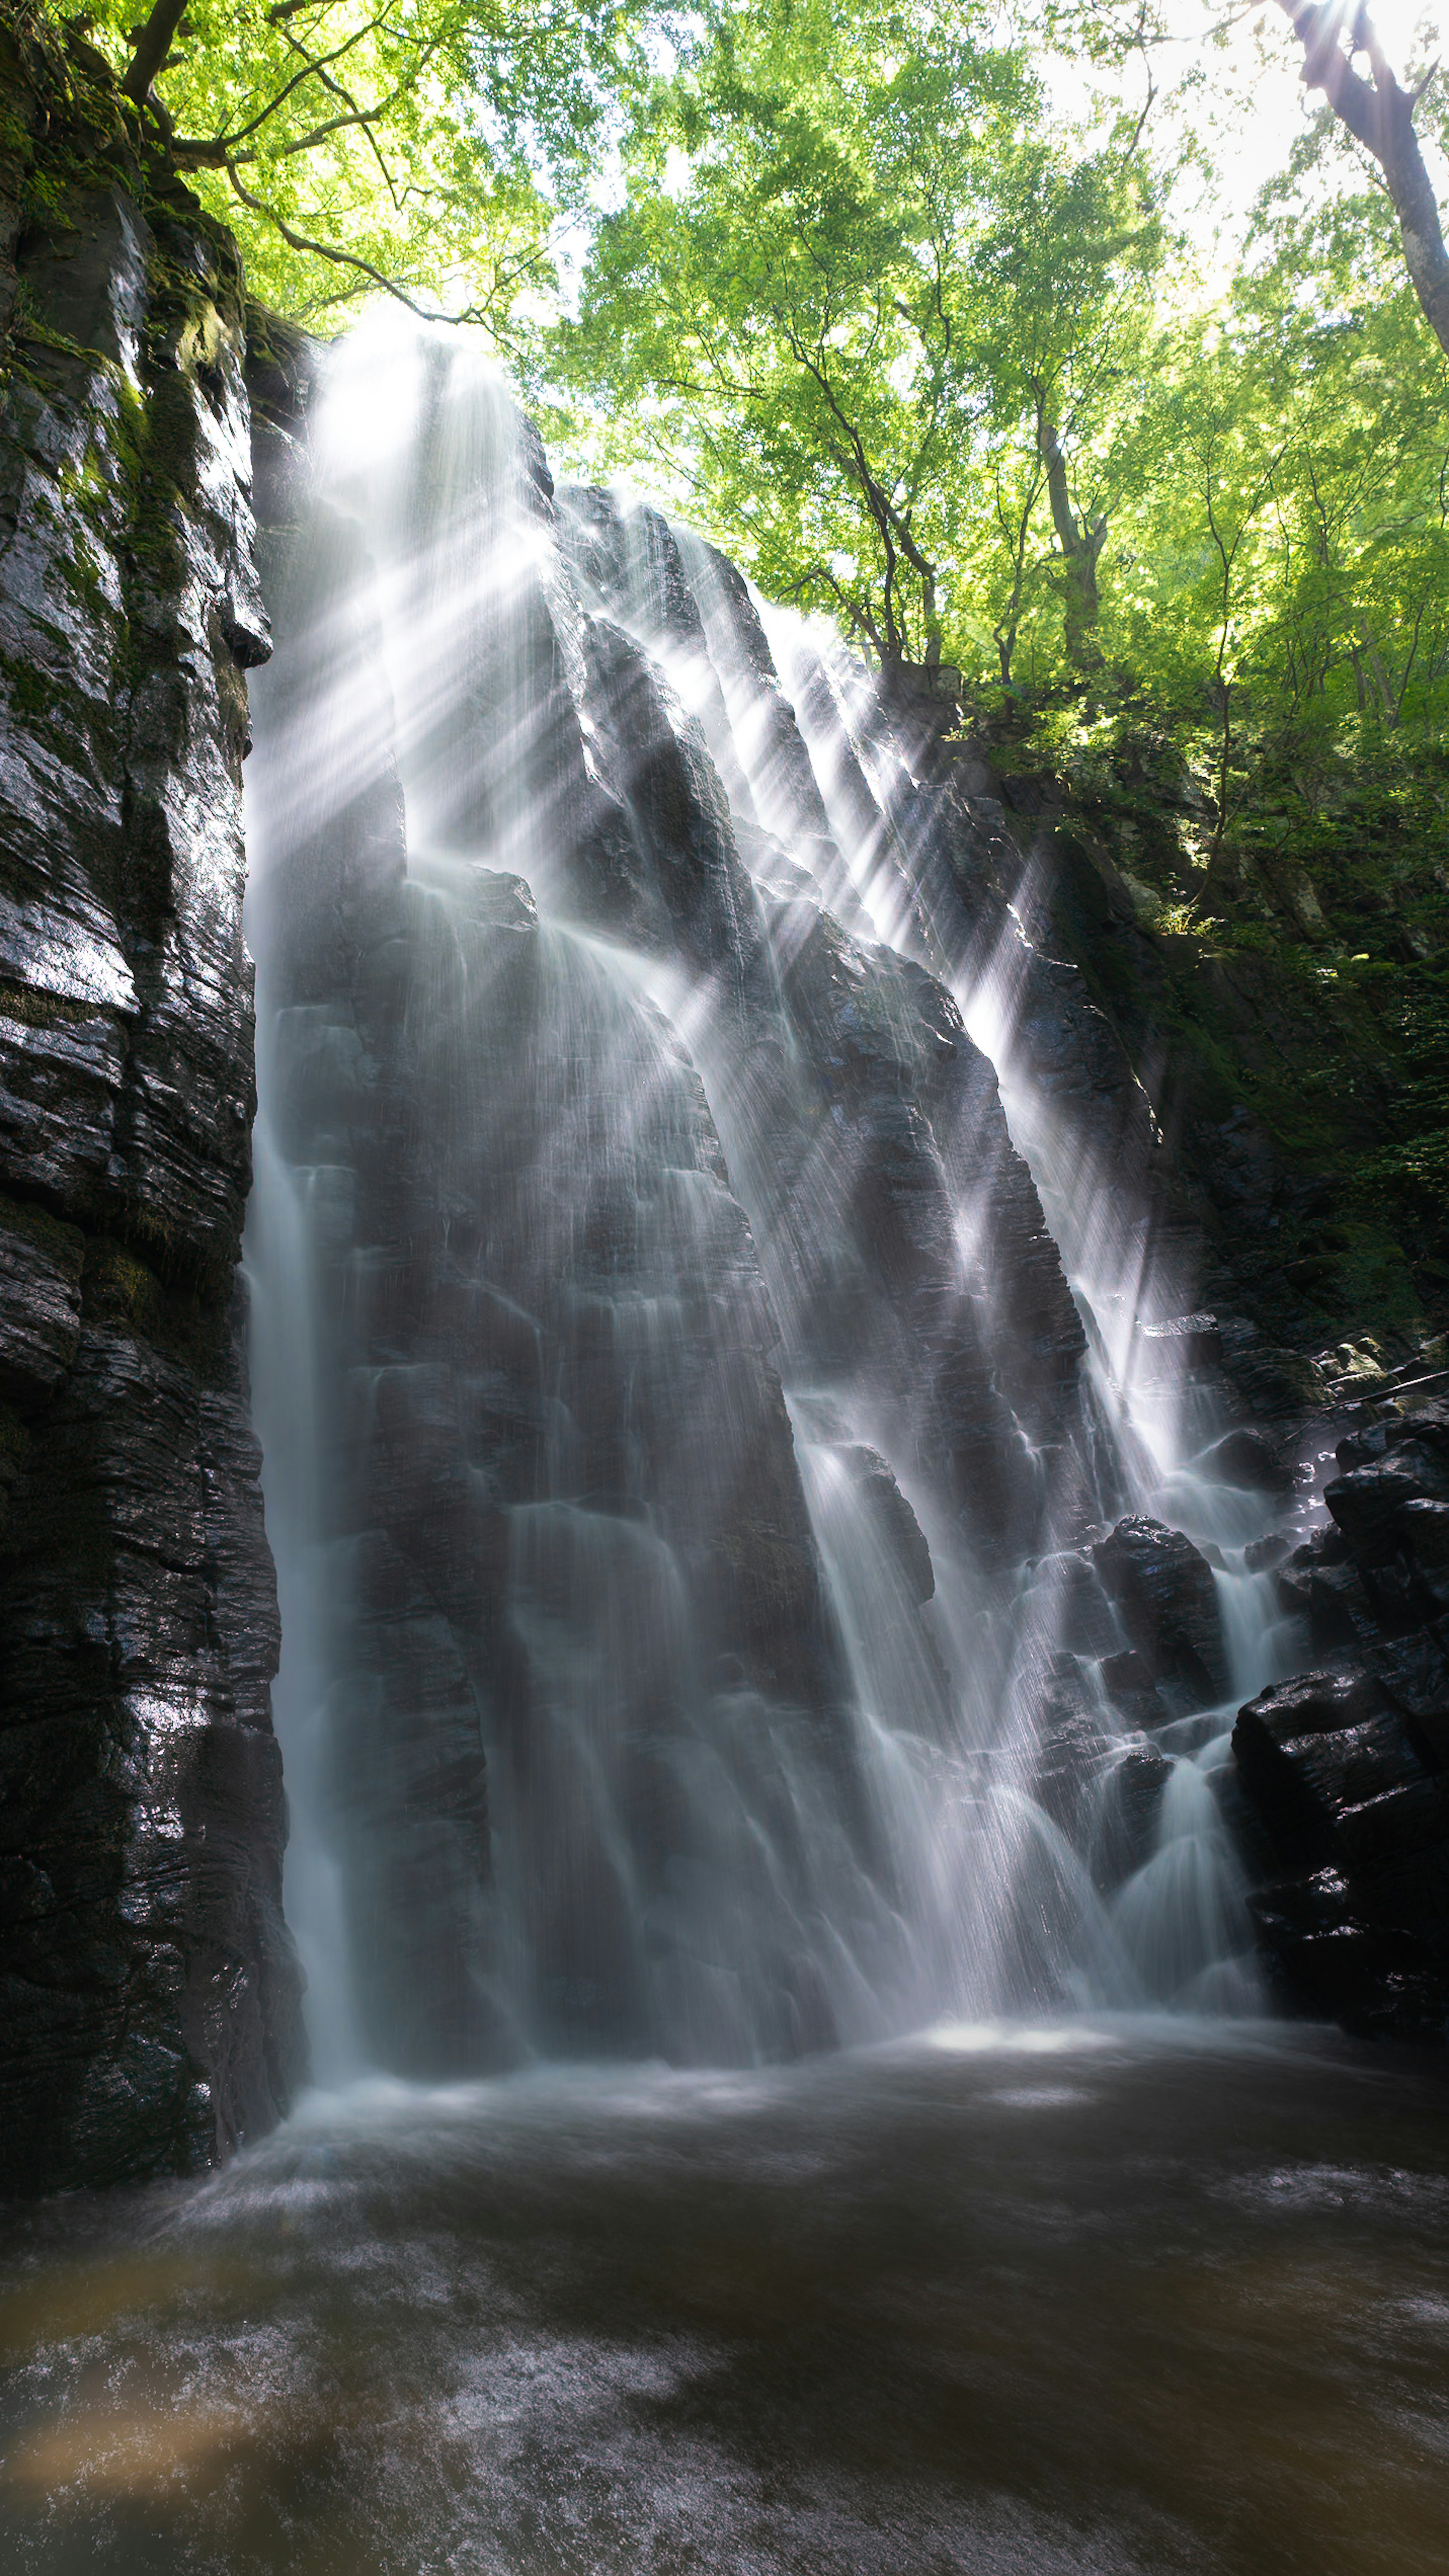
[1277,0,1449,358]
[86,0,642,330]
[1060,0,1449,362]
[554,0,1025,668]
[553,0,1168,683]
[969,142,1164,675]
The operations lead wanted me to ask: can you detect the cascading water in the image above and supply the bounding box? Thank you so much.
[243,316,1299,2079]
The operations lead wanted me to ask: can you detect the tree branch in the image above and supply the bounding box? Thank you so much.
[121,0,189,105]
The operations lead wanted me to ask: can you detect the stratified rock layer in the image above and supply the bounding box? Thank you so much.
[0,23,302,2192]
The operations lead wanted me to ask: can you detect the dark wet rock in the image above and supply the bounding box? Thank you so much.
[1098,1647,1168,1730]
[1305,1430,1449,1638]
[1231,1413,1449,2041]
[1334,1400,1449,1472]
[0,24,302,2193]
[1276,1527,1378,1651]
[1200,1427,1291,1494]
[1242,1695,1448,1869]
[1232,1623,1449,2033]
[1031,1654,1169,1892]
[1398,1499,1449,1571]
[830,1446,934,1603]
[0,1192,84,1409]
[1247,1866,1449,2038]
[1053,1550,1121,1656]
[1218,1333,1328,1423]
[1092,1516,1229,1703]
[1094,1739,1173,1894]
[1031,1658,1111,1847]
[1326,1445,1449,1562]
[1369,1619,1449,1764]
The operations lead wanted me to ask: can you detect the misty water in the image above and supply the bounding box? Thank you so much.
[4,320,1444,2568]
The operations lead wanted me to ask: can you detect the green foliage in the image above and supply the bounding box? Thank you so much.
[552,0,1163,672]
[76,0,643,332]
[548,0,1449,836]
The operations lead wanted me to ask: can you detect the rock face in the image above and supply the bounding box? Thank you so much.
[240,323,1449,2052]
[1233,1403,1449,2035]
[8,26,1440,2156]
[0,23,302,2191]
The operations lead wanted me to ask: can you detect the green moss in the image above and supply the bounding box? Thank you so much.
[1014,712,1449,1343]
[0,649,63,725]
[0,1187,85,1278]
[0,979,100,1029]
[83,1236,166,1336]
[85,1224,232,1363]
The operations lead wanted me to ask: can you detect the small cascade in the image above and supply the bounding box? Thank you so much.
[244,316,1300,2076]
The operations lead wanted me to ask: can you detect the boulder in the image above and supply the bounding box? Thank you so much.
[1235,1662,1449,1933]
[1199,1426,1292,1494]
[1244,1529,1294,1572]
[1275,1524,1378,1651]
[1098,1647,1168,1730]
[1325,1444,1449,1563]
[1092,1515,1229,1703]
[1247,1866,1449,2038]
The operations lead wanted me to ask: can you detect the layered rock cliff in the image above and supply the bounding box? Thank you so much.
[0,19,302,2190]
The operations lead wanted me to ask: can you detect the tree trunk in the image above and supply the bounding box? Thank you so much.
[1037,414,1106,671]
[1356,621,1398,722]
[1280,0,1449,359]
[121,0,190,105]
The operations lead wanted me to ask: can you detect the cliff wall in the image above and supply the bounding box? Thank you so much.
[0,17,302,2191]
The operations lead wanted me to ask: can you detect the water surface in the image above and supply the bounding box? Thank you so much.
[3,2024,1447,2573]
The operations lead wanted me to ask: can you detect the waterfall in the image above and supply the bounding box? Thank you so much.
[243,317,1289,2079]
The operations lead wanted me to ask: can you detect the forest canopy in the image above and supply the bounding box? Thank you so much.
[546,0,1449,832]
[80,0,1449,837]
